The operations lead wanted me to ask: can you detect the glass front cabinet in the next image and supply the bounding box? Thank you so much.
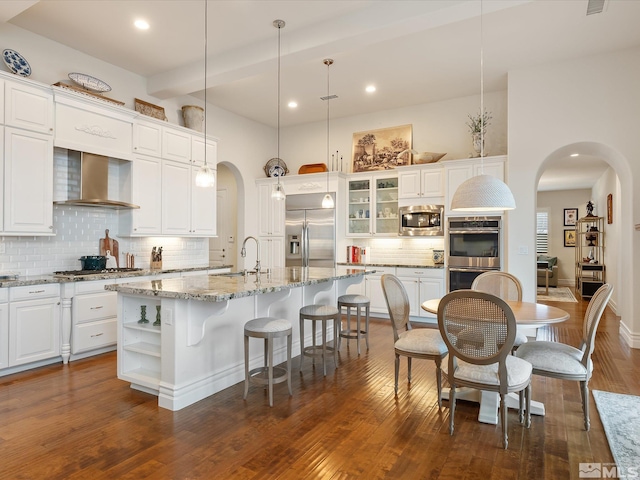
[347,174,398,237]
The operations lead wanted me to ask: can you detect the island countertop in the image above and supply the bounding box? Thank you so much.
[106,266,373,303]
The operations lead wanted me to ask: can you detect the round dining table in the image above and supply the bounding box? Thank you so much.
[421,298,570,425]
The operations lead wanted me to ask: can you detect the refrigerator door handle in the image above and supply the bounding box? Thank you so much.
[301,222,308,267]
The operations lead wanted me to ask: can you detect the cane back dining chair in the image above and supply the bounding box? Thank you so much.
[381,274,447,405]
[438,290,532,449]
[471,271,528,351]
[516,283,613,431]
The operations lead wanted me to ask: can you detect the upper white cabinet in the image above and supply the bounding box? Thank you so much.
[347,173,398,237]
[120,155,162,236]
[3,127,53,234]
[132,120,162,157]
[257,180,285,237]
[162,127,191,163]
[398,164,444,201]
[53,91,135,160]
[161,159,216,236]
[191,135,217,167]
[4,80,53,135]
[444,155,506,216]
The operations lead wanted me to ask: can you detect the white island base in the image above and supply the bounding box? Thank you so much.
[113,268,367,411]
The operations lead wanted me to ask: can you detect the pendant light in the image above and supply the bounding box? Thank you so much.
[321,58,335,209]
[450,0,515,212]
[271,19,286,200]
[195,0,216,188]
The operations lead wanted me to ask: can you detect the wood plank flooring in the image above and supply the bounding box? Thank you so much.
[0,291,638,479]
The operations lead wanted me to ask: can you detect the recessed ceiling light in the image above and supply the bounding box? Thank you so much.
[134,19,150,30]
[365,85,376,93]
[288,101,298,108]
[570,153,579,157]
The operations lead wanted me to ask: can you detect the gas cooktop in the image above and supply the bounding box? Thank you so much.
[54,268,143,278]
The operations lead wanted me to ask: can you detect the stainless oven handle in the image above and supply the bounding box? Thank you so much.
[448,229,500,234]
[448,267,499,273]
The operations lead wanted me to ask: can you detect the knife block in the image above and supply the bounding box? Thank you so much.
[150,257,162,270]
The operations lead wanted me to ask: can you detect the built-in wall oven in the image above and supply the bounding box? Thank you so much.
[447,216,502,291]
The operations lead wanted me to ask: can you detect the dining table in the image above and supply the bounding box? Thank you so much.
[421,298,570,425]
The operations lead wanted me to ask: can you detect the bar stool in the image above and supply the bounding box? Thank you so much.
[243,317,292,407]
[337,294,370,355]
[299,304,340,376]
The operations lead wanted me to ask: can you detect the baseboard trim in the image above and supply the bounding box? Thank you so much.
[619,321,640,349]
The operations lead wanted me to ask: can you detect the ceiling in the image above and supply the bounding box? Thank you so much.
[3,0,638,190]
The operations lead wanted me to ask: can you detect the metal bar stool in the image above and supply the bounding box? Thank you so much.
[299,304,340,376]
[337,294,370,355]
[243,317,292,407]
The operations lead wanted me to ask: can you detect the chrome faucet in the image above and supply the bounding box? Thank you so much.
[240,236,261,275]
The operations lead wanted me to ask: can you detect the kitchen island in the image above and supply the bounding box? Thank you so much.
[106,267,372,410]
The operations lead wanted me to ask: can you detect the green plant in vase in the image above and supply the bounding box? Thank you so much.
[466,110,492,157]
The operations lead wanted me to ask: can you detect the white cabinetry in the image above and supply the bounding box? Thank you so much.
[3,127,53,234]
[364,266,396,314]
[4,80,54,134]
[125,155,162,235]
[398,164,444,202]
[259,237,285,270]
[396,267,445,322]
[256,180,285,269]
[162,127,191,163]
[0,289,8,369]
[161,159,216,237]
[118,295,162,392]
[347,173,398,237]
[444,156,505,215]
[257,181,285,237]
[8,284,60,366]
[132,120,162,157]
[72,280,117,355]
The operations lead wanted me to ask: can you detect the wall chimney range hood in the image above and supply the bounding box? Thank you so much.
[54,151,139,209]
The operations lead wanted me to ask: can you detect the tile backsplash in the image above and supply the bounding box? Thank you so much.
[0,205,209,276]
[347,238,445,266]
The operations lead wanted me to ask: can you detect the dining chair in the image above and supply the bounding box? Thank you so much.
[381,274,448,405]
[438,289,532,449]
[471,271,528,351]
[515,283,613,431]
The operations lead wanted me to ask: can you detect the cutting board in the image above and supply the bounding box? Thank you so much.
[99,229,119,267]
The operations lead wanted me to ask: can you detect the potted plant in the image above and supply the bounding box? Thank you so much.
[466,110,492,157]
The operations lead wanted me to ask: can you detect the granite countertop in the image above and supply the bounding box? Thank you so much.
[106,266,373,303]
[0,265,233,288]
[337,262,444,269]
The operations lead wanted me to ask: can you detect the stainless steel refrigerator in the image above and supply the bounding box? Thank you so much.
[285,193,335,268]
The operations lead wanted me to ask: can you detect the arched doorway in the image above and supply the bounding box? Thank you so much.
[209,162,244,270]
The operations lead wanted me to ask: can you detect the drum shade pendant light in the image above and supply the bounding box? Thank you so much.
[450,0,515,212]
[321,59,335,209]
[271,19,286,200]
[195,0,215,188]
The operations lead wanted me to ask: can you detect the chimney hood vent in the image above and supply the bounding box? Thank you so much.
[54,151,139,210]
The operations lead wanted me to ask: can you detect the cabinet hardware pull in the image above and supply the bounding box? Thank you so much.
[90,333,104,337]
[29,290,45,294]
[90,306,104,310]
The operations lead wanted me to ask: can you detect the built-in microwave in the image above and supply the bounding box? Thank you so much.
[398,205,444,236]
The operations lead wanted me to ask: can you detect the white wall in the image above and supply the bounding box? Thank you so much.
[508,46,640,347]
[281,91,508,175]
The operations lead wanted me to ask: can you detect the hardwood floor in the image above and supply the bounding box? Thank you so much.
[0,291,638,479]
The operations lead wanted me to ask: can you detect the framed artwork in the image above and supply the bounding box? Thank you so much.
[564,229,576,247]
[351,124,412,173]
[564,208,578,226]
[607,193,613,224]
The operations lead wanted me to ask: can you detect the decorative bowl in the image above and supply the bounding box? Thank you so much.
[68,72,112,92]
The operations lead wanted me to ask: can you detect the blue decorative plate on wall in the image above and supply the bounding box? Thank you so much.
[2,49,31,77]
[263,158,289,177]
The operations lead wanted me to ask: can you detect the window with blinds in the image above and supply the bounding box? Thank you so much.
[536,210,549,254]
